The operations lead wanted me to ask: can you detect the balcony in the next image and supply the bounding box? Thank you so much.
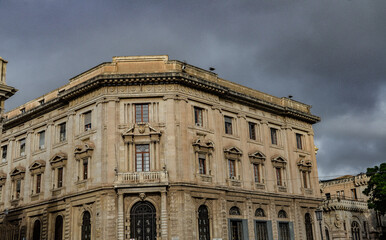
[115,171,169,187]
[323,195,368,212]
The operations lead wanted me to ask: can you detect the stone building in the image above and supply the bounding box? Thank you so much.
[320,174,386,240]
[0,55,322,240]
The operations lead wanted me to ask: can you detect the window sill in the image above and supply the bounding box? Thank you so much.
[294,148,310,155]
[196,174,213,183]
[222,134,240,140]
[254,182,265,190]
[13,155,27,162]
[247,139,263,145]
[51,187,65,196]
[53,140,68,149]
[0,161,7,167]
[303,188,313,195]
[75,129,97,140]
[277,185,287,192]
[10,198,22,206]
[32,148,47,156]
[188,125,214,134]
[31,193,43,201]
[269,144,284,150]
[227,178,242,187]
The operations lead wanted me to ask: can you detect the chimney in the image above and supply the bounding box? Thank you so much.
[0,57,7,84]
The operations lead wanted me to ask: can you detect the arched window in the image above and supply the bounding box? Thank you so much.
[351,221,360,240]
[55,215,63,240]
[278,210,287,218]
[305,213,313,240]
[33,220,41,240]
[229,206,241,215]
[81,211,91,240]
[325,227,330,240]
[255,208,265,217]
[130,201,157,240]
[198,205,210,240]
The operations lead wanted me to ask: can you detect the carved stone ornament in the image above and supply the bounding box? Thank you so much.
[139,193,146,201]
[29,160,46,174]
[271,155,287,168]
[10,166,26,180]
[193,137,214,154]
[297,158,312,172]
[74,141,94,160]
[0,171,6,185]
[122,123,161,143]
[50,152,68,168]
[248,151,266,164]
[334,214,342,229]
[224,146,242,160]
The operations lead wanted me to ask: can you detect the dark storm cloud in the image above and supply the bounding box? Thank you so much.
[1,0,385,177]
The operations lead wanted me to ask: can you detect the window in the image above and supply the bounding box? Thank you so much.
[194,107,203,127]
[198,205,210,240]
[19,138,26,156]
[351,188,358,200]
[302,171,309,188]
[1,145,7,162]
[38,131,45,150]
[39,99,45,105]
[255,208,265,217]
[57,167,63,188]
[249,122,256,140]
[228,159,236,179]
[59,123,66,142]
[276,167,282,186]
[296,133,303,149]
[351,221,360,240]
[278,222,290,240]
[253,164,261,183]
[135,144,150,172]
[224,116,233,135]
[278,210,287,218]
[83,159,88,180]
[33,220,41,240]
[55,215,63,240]
[135,104,149,123]
[341,190,344,198]
[229,206,241,215]
[325,193,331,200]
[84,111,92,131]
[255,221,269,240]
[270,128,278,145]
[20,108,25,114]
[81,211,91,240]
[36,174,41,194]
[16,179,21,199]
[198,153,206,174]
[305,213,314,240]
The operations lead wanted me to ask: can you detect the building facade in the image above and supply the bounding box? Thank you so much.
[0,55,322,240]
[320,174,386,240]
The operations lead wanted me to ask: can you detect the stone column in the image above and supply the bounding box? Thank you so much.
[117,193,124,240]
[161,191,168,239]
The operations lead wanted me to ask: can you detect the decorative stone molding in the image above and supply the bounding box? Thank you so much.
[10,166,26,180]
[0,171,6,185]
[297,158,312,172]
[248,151,266,164]
[192,137,214,154]
[223,146,242,160]
[271,155,287,168]
[74,141,95,160]
[29,160,46,175]
[122,123,161,143]
[50,152,68,168]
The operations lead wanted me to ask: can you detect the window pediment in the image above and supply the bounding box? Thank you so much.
[10,166,26,179]
[249,151,266,164]
[298,158,312,171]
[74,141,94,160]
[29,160,46,174]
[193,138,214,153]
[271,155,287,168]
[224,146,242,160]
[50,152,68,168]
[0,171,6,185]
[122,123,161,143]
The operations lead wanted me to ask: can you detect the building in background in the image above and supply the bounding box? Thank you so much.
[320,173,386,240]
[0,55,322,240]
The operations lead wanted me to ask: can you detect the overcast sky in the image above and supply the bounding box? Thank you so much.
[1,0,385,179]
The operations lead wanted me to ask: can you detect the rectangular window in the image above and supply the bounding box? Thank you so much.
[36,174,41,194]
[249,122,256,140]
[59,122,66,142]
[337,191,340,197]
[16,179,21,199]
[270,128,278,145]
[1,145,7,162]
[351,188,358,200]
[57,167,63,188]
[276,167,282,186]
[303,171,308,188]
[341,190,344,198]
[253,164,260,183]
[194,107,203,127]
[38,131,45,149]
[19,138,26,156]
[224,116,233,135]
[84,111,92,131]
[135,104,149,123]
[83,159,88,180]
[228,159,236,178]
[135,144,150,172]
[198,153,206,174]
[296,133,303,149]
[325,193,331,200]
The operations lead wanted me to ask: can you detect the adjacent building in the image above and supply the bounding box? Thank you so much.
[320,173,386,240]
[0,55,322,240]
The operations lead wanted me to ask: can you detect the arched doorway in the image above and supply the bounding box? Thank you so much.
[55,215,63,240]
[33,220,41,240]
[305,213,313,240]
[130,201,157,240]
[81,211,91,240]
[351,221,360,240]
[198,205,210,240]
